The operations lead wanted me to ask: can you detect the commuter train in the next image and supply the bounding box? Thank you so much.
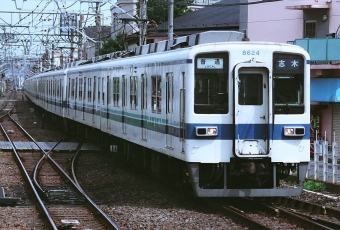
[24,31,310,197]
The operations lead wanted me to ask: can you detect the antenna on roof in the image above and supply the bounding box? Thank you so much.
[242,29,250,41]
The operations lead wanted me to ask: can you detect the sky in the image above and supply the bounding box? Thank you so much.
[0,0,115,57]
[0,0,119,82]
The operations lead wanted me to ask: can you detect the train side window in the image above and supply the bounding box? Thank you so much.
[93,76,97,103]
[75,78,78,101]
[84,77,87,101]
[97,77,101,104]
[48,80,51,96]
[57,80,60,98]
[107,76,111,105]
[71,79,75,99]
[88,78,92,102]
[102,77,105,105]
[141,74,147,110]
[151,75,162,114]
[166,72,174,114]
[79,78,83,101]
[113,77,120,107]
[130,76,138,110]
[52,79,55,97]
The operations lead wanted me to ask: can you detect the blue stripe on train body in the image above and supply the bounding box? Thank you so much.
[185,123,310,140]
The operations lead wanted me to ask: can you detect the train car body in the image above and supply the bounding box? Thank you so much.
[24,31,310,197]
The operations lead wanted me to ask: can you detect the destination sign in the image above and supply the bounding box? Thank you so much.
[273,54,304,73]
[197,58,223,69]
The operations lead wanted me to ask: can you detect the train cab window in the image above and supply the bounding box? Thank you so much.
[194,52,229,114]
[273,53,304,114]
[130,76,138,110]
[151,75,162,113]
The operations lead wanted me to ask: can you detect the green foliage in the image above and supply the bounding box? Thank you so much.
[98,32,127,55]
[138,0,193,25]
[303,180,326,192]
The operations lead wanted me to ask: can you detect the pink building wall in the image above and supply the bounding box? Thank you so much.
[247,0,340,42]
[247,1,303,42]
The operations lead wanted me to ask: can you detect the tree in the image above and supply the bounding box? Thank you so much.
[138,0,192,25]
[98,32,127,55]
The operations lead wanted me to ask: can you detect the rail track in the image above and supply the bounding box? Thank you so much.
[0,93,119,229]
[2,91,340,229]
[208,196,340,230]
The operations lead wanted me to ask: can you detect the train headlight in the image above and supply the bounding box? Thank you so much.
[283,126,305,136]
[196,127,218,137]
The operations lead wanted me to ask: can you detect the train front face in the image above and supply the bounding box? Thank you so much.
[186,43,310,197]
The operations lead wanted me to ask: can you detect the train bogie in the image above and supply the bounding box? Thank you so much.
[24,31,310,197]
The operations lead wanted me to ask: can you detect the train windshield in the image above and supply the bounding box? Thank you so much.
[194,53,229,114]
[273,53,305,114]
[274,75,304,114]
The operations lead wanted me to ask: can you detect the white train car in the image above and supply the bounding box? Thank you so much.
[25,31,310,197]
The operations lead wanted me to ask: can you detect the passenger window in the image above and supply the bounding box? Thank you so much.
[151,75,162,113]
[130,76,138,110]
[113,77,120,107]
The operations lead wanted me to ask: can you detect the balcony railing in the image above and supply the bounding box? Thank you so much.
[294,38,340,62]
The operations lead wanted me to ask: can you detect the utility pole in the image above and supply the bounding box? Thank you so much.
[78,14,83,60]
[139,0,147,46]
[95,2,101,55]
[168,0,174,41]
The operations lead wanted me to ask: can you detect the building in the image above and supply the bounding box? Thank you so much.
[83,26,112,60]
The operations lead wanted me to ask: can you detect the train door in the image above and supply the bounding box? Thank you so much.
[141,74,147,140]
[122,75,127,134]
[234,65,269,157]
[166,72,174,149]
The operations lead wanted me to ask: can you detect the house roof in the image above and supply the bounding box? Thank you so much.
[84,26,112,39]
[148,0,240,37]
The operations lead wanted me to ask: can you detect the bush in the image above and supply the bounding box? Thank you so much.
[303,180,326,192]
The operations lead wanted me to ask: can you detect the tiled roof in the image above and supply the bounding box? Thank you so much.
[151,0,239,32]
[84,26,112,39]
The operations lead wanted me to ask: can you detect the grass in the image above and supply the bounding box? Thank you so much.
[303,180,326,192]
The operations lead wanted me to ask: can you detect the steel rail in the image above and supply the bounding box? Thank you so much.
[0,122,58,229]
[8,113,120,229]
[32,138,65,201]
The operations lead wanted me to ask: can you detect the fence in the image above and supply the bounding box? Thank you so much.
[306,131,340,184]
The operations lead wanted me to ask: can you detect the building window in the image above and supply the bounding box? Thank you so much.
[304,20,316,38]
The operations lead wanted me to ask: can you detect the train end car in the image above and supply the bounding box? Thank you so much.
[185,41,310,197]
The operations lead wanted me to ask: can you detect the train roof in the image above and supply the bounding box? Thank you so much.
[63,31,245,68]
[27,30,307,80]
